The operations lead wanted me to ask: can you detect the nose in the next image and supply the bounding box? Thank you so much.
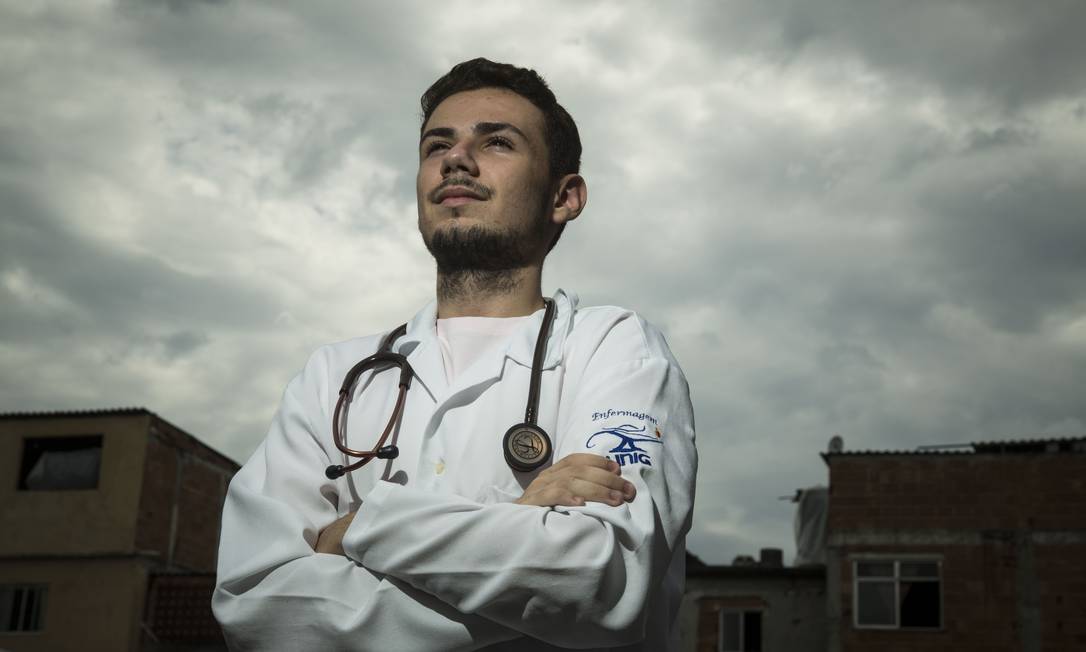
[440,141,479,177]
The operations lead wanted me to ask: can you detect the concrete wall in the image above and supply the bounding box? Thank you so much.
[827,453,1086,652]
[0,414,151,556]
[680,570,827,652]
[0,558,146,652]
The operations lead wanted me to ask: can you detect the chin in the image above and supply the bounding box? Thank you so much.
[421,216,476,243]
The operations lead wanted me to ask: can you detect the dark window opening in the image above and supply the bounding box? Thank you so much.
[18,435,103,491]
[742,611,762,651]
[0,584,47,632]
[900,580,941,627]
[720,609,762,652]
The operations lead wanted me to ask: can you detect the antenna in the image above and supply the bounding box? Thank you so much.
[827,434,843,454]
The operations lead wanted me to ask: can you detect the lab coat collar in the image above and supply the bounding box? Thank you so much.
[392,289,577,397]
[504,289,577,370]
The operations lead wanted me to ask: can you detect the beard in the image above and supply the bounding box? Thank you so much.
[423,219,547,300]
[424,222,538,273]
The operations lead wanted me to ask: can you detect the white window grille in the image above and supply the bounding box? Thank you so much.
[854,558,942,629]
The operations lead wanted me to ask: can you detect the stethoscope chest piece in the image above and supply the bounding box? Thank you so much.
[503,423,552,473]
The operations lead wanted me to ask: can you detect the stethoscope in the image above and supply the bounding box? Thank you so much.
[325,298,557,480]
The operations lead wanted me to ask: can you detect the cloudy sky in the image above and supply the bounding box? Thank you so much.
[2,0,1085,564]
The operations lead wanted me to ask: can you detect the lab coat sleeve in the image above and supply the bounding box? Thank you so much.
[342,319,697,648]
[212,349,519,651]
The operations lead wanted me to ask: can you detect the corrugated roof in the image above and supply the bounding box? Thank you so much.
[0,407,151,419]
[971,436,1086,453]
[823,435,1086,460]
[822,447,974,459]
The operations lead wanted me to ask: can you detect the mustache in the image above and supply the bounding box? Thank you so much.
[429,177,492,203]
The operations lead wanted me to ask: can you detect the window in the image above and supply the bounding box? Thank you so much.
[0,585,47,632]
[854,558,941,629]
[18,435,103,491]
[719,609,762,652]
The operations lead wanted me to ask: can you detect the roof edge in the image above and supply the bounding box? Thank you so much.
[0,407,152,420]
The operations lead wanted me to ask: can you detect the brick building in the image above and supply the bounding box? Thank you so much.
[824,437,1086,652]
[684,435,1084,652]
[680,551,827,652]
[0,409,239,652]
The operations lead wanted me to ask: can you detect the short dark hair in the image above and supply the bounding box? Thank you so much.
[420,58,582,184]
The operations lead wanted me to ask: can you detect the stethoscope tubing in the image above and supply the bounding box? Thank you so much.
[523,298,555,426]
[326,299,556,480]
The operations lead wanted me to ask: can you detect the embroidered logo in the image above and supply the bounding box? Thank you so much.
[591,409,659,425]
[586,424,662,467]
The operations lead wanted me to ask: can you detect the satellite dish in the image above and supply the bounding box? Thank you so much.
[828,435,843,454]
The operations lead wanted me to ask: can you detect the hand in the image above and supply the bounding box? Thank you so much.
[315,511,357,556]
[514,453,636,508]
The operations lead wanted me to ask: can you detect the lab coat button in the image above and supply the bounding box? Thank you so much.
[435,460,445,475]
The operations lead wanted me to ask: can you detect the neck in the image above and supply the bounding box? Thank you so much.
[436,265,544,318]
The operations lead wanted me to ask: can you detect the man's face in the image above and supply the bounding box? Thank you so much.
[417,87,554,272]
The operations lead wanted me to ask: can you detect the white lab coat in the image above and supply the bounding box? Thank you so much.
[213,289,697,651]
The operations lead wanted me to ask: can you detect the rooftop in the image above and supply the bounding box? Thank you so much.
[0,407,152,420]
[821,435,1086,462]
[0,407,240,468]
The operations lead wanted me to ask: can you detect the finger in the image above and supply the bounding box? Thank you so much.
[569,466,635,498]
[551,465,634,500]
[569,478,627,506]
[536,467,634,503]
[554,453,619,472]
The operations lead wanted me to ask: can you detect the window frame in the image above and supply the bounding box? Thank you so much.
[0,584,48,633]
[851,555,943,631]
[17,434,104,491]
[717,607,763,652]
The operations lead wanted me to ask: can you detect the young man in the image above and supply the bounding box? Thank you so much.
[213,58,697,651]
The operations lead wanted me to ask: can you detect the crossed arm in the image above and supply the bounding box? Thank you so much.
[314,454,636,555]
[215,335,696,650]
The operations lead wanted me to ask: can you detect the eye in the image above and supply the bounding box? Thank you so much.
[485,135,513,150]
[423,141,450,156]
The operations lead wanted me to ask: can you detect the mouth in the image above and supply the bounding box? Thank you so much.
[431,181,490,206]
[439,192,481,206]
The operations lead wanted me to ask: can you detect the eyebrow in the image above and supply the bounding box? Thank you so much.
[420,122,529,144]
[475,122,528,140]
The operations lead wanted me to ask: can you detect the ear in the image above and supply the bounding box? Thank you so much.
[550,174,588,226]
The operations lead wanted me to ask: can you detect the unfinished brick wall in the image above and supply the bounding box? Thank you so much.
[1035,542,1086,652]
[828,452,1086,652]
[173,455,231,572]
[836,543,1019,652]
[829,454,1086,532]
[134,417,238,573]
[135,435,178,557]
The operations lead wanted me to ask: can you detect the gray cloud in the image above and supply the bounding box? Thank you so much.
[2,0,1084,565]
[687,0,1086,111]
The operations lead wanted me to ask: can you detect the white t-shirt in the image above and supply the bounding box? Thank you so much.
[435,315,534,384]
